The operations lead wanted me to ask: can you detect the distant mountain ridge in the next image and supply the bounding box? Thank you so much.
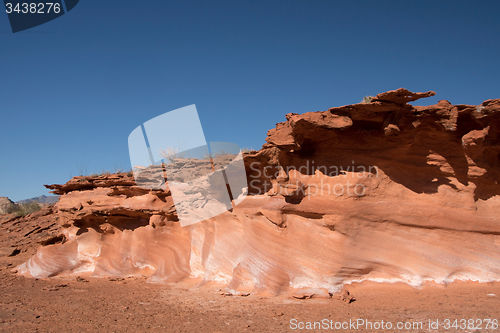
[16,195,59,205]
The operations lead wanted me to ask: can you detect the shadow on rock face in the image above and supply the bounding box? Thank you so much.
[14,89,500,295]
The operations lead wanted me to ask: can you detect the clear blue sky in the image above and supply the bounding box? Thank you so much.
[1,0,499,201]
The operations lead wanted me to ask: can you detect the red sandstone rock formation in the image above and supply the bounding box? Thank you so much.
[17,88,500,295]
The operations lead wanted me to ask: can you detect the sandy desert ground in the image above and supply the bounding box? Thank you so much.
[0,237,499,333]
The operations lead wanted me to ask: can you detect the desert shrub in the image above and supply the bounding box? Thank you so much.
[159,147,186,163]
[7,202,41,217]
[21,201,41,215]
[202,153,212,160]
[112,162,123,173]
[241,147,255,153]
[89,170,110,177]
[361,96,374,103]
[5,204,20,214]
[214,150,231,157]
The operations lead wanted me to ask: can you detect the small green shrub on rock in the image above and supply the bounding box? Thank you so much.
[6,202,41,217]
[361,96,374,103]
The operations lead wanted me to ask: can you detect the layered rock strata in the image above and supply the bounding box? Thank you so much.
[17,89,500,295]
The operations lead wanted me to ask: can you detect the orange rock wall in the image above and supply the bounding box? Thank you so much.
[18,89,500,294]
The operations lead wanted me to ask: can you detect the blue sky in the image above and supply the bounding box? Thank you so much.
[1,0,499,201]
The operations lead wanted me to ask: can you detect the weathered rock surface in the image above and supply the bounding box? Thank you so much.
[16,88,500,295]
[0,204,62,265]
[0,197,17,214]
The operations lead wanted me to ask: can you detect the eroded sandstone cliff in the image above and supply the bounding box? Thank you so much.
[17,89,500,295]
